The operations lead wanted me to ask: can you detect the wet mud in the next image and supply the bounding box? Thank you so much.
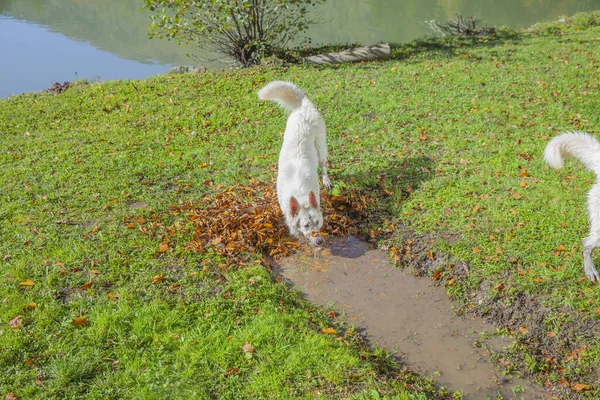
[274,236,548,399]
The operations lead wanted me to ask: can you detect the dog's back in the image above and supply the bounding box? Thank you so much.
[258,81,324,209]
[258,81,328,245]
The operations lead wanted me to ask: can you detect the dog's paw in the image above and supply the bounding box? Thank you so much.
[322,176,332,190]
[585,265,600,283]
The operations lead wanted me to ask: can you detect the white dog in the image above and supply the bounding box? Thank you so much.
[258,81,331,246]
[544,132,600,282]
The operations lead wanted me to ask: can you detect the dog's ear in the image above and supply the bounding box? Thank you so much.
[309,191,319,209]
[290,196,300,217]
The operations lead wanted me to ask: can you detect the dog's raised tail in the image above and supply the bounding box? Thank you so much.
[544,132,600,176]
[258,81,305,112]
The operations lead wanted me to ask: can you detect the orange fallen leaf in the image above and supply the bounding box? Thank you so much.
[427,250,434,260]
[494,282,505,291]
[546,331,556,338]
[152,274,165,285]
[19,279,35,287]
[321,328,337,335]
[519,326,527,334]
[107,292,118,300]
[472,247,481,253]
[559,377,569,387]
[572,383,591,392]
[224,368,239,376]
[72,317,89,326]
[27,302,37,308]
[446,278,456,287]
[81,281,93,290]
[432,270,442,281]
[158,242,169,253]
[533,277,544,283]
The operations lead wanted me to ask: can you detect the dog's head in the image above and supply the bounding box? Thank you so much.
[289,192,324,246]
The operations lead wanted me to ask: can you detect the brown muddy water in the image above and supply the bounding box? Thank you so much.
[274,236,548,400]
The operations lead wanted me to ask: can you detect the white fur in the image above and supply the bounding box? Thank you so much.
[544,132,600,282]
[258,81,331,245]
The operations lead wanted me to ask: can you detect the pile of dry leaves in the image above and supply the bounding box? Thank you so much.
[152,178,380,264]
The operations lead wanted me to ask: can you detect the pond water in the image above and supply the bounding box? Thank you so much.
[1,0,600,98]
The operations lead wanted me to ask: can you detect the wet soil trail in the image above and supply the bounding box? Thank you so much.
[274,236,547,399]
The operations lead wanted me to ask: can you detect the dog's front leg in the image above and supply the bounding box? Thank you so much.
[321,164,332,190]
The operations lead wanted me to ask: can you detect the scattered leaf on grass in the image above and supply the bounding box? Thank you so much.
[572,383,591,392]
[546,331,556,338]
[152,274,165,285]
[19,279,35,287]
[446,278,456,287]
[472,247,481,253]
[241,342,255,354]
[224,368,239,376]
[27,302,36,308]
[432,270,442,281]
[494,282,505,291]
[321,328,337,335]
[72,317,89,326]
[9,315,23,330]
[81,281,93,290]
[158,242,169,253]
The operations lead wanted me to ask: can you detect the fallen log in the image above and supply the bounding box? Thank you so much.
[304,43,391,65]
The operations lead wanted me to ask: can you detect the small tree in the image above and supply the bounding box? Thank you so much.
[143,0,325,67]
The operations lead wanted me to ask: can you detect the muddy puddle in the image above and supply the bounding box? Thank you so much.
[274,236,547,399]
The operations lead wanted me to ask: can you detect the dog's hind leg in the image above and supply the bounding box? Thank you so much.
[583,183,600,282]
[582,235,600,282]
[315,125,332,189]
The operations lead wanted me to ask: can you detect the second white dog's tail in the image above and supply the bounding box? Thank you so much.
[257,81,305,112]
[544,132,600,176]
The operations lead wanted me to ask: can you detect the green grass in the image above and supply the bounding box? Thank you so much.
[2,10,600,398]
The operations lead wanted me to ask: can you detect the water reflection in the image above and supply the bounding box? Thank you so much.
[1,0,599,97]
[310,0,600,45]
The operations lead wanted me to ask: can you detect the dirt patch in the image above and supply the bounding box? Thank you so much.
[274,236,548,399]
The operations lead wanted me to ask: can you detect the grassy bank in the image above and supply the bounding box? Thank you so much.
[2,11,600,399]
